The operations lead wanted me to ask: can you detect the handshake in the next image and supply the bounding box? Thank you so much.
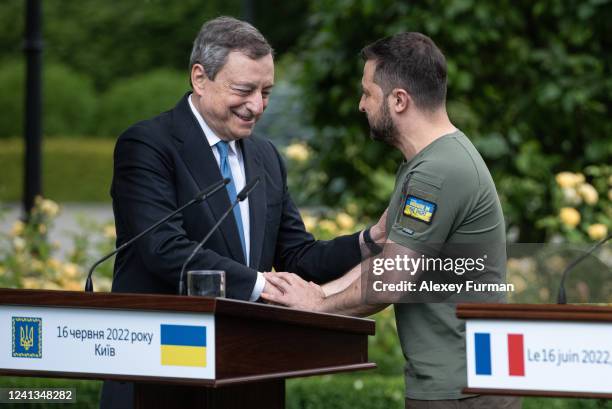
[260,209,388,313]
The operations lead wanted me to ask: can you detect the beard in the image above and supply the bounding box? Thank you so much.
[368,101,398,145]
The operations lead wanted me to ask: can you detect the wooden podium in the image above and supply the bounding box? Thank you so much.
[0,288,375,408]
[457,303,612,399]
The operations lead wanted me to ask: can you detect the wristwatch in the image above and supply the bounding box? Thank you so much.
[363,227,383,254]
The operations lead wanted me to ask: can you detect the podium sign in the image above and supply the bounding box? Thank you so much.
[1,306,216,380]
[0,288,375,409]
[466,320,612,395]
[458,304,612,399]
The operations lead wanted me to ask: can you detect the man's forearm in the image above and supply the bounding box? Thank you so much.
[321,262,360,297]
[320,276,387,317]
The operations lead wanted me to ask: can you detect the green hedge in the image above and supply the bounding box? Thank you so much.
[0,59,187,139]
[0,138,114,202]
[95,69,187,137]
[0,61,97,138]
[287,375,404,409]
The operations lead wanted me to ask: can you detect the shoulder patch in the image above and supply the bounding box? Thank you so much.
[403,195,436,224]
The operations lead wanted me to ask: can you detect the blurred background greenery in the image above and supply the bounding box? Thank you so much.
[0,0,609,240]
[0,0,611,408]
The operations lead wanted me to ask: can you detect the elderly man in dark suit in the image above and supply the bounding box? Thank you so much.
[101,16,385,408]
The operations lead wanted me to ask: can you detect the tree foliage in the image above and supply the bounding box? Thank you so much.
[0,0,307,90]
[294,0,612,241]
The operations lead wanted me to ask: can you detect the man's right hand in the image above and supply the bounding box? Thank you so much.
[261,273,285,303]
[261,272,325,311]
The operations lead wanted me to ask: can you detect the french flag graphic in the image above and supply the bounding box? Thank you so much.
[474,333,525,376]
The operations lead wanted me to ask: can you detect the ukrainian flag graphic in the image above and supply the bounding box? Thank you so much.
[160,324,207,367]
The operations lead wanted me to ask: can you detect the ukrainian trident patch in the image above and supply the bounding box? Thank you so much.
[12,317,42,358]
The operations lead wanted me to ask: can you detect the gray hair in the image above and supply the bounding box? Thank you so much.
[189,16,273,80]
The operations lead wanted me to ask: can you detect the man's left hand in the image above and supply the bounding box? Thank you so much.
[261,272,325,311]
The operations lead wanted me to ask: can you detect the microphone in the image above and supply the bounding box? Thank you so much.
[178,177,260,295]
[556,233,611,304]
[84,178,230,292]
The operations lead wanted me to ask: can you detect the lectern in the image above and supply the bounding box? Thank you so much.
[0,288,375,408]
[457,303,612,399]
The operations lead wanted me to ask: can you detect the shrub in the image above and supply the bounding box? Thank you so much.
[0,196,115,292]
[287,375,404,409]
[538,165,611,243]
[293,1,612,241]
[0,138,114,202]
[0,60,97,137]
[96,69,187,137]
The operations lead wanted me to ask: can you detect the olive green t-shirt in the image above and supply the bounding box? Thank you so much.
[385,130,506,400]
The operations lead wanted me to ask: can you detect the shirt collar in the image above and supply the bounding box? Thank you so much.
[188,93,237,154]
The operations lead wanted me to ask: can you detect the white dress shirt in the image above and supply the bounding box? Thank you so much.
[188,94,266,301]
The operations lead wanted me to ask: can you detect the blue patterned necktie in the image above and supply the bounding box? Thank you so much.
[216,140,246,260]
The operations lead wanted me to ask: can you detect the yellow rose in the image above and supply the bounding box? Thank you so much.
[103,224,117,239]
[40,199,60,217]
[62,281,82,291]
[587,224,608,241]
[31,259,44,272]
[346,202,359,215]
[509,275,527,293]
[577,183,598,205]
[42,281,62,291]
[302,215,317,231]
[318,219,338,233]
[96,277,113,292]
[38,224,47,234]
[13,237,26,252]
[555,172,580,188]
[63,262,80,278]
[285,143,310,163]
[21,277,41,289]
[10,220,25,236]
[335,212,355,230]
[561,187,581,205]
[559,207,580,228]
[539,288,550,302]
[545,255,566,273]
[575,173,585,184]
[47,258,62,271]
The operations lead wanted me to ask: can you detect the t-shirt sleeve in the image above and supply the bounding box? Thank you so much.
[388,164,476,256]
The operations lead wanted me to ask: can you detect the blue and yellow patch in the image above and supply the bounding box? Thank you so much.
[12,317,42,358]
[160,324,207,367]
[403,195,436,224]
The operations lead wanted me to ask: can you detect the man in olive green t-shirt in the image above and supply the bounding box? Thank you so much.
[386,129,508,402]
[263,32,521,409]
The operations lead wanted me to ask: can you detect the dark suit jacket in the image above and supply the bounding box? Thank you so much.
[110,93,362,300]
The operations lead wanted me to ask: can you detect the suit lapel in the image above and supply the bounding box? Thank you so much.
[240,137,266,270]
[173,93,246,264]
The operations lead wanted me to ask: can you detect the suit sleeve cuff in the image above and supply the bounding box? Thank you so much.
[249,271,266,302]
